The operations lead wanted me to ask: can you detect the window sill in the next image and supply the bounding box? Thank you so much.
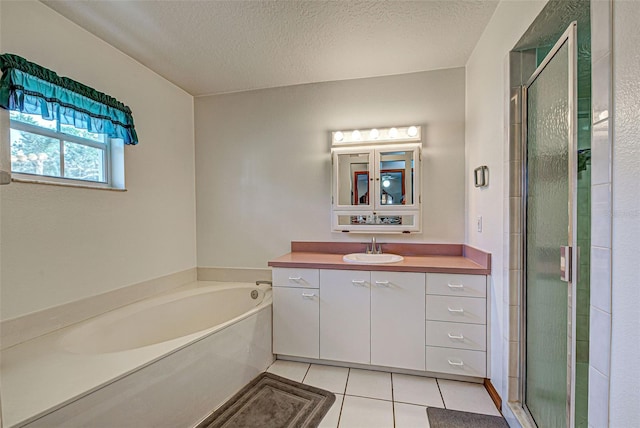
[11,177,127,192]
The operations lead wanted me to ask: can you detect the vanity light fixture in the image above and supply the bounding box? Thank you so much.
[331,125,421,146]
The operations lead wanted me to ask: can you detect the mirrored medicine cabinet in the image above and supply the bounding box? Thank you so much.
[331,126,422,233]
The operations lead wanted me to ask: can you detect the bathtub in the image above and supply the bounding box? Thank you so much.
[0,282,274,428]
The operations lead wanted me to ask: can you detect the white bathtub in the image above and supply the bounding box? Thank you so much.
[0,282,274,428]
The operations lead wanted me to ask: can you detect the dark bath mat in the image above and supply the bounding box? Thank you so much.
[427,407,509,428]
[197,372,336,428]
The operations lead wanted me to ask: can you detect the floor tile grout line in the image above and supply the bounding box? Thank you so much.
[301,362,312,383]
[391,373,396,428]
[343,393,395,403]
[436,378,447,409]
[334,368,350,428]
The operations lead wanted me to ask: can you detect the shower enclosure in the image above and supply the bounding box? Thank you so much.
[509,1,591,426]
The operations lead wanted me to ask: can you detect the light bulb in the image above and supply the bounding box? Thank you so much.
[352,130,361,140]
[383,179,391,188]
[389,127,398,138]
[407,126,418,137]
[334,131,344,142]
[369,129,379,139]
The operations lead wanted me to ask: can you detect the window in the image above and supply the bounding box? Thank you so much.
[1,53,137,189]
[10,111,112,185]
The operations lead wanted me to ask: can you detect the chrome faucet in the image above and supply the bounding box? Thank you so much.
[367,237,382,254]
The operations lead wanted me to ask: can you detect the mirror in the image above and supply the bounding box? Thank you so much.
[337,152,369,206]
[335,147,417,209]
[379,150,414,206]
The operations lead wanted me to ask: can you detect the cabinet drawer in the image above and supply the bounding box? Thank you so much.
[426,296,486,324]
[425,321,486,351]
[426,346,486,377]
[273,268,319,288]
[426,273,486,298]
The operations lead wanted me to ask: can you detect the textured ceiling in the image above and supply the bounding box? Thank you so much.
[42,0,499,96]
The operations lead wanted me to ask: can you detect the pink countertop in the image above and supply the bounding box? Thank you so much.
[268,242,491,275]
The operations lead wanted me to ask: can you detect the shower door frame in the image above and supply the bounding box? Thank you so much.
[520,22,579,428]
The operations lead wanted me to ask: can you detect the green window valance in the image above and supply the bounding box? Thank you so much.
[0,53,138,145]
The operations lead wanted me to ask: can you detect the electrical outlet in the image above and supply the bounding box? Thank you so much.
[476,216,483,233]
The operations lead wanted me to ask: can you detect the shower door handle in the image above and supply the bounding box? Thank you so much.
[560,246,572,282]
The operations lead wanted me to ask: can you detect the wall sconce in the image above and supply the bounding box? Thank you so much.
[331,125,421,146]
[474,165,489,188]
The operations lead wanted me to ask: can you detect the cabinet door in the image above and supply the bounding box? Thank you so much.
[272,287,319,358]
[371,271,425,370]
[320,270,370,364]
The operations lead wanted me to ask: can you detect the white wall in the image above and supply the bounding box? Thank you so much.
[0,1,197,320]
[610,1,640,425]
[465,0,547,403]
[195,69,466,268]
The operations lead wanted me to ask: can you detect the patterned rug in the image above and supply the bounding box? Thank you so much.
[427,407,509,428]
[197,372,336,428]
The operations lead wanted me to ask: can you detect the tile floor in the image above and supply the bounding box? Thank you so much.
[267,360,501,428]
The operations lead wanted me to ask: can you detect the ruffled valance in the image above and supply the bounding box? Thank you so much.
[0,53,138,145]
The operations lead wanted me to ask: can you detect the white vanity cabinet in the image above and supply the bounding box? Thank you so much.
[318,270,426,370]
[370,271,426,370]
[271,267,488,379]
[319,270,370,364]
[272,268,320,359]
[425,273,488,377]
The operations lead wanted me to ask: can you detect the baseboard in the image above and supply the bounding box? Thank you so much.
[197,267,272,283]
[0,268,197,350]
[278,355,485,384]
[484,378,502,413]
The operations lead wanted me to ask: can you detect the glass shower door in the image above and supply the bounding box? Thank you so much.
[524,24,577,428]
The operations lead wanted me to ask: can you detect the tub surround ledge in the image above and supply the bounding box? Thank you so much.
[268,242,491,275]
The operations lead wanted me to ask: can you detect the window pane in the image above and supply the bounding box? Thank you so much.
[10,129,61,176]
[63,141,105,182]
[60,124,105,143]
[10,111,57,130]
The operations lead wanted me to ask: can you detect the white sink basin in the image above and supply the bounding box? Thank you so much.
[342,253,404,264]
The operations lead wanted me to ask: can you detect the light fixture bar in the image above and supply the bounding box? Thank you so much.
[331,126,421,145]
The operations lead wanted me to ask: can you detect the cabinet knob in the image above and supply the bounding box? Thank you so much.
[447,359,465,366]
[301,293,316,298]
[447,333,465,340]
[447,307,465,313]
[288,277,302,282]
[351,280,366,285]
[374,280,390,287]
[447,283,464,289]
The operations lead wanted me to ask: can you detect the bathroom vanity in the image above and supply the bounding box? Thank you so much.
[269,242,491,380]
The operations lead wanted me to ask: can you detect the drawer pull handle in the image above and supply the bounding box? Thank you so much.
[301,293,316,298]
[288,277,302,281]
[352,280,366,285]
[447,359,465,366]
[447,283,464,289]
[447,307,465,313]
[447,333,464,340]
[375,281,390,286]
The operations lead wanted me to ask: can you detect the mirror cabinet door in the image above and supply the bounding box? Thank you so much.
[337,152,371,207]
[378,150,414,207]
